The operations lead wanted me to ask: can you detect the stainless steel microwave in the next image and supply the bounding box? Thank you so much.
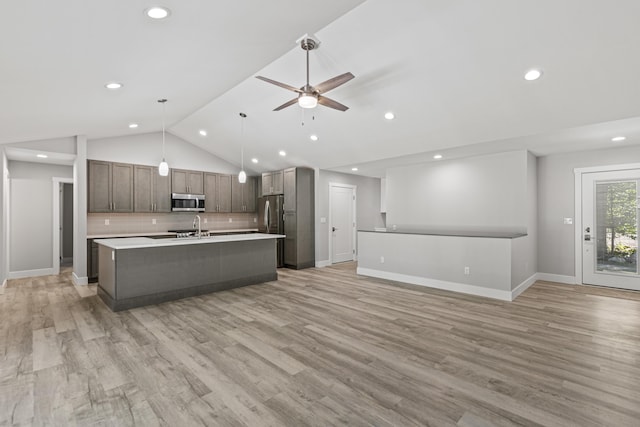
[171,193,205,212]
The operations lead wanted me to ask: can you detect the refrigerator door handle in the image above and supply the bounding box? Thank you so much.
[264,200,270,233]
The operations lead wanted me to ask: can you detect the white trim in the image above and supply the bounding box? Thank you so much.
[1,278,6,288]
[315,260,331,268]
[328,182,357,265]
[511,273,537,300]
[536,273,577,285]
[8,268,56,280]
[574,162,640,174]
[574,170,582,285]
[52,177,74,276]
[357,267,513,301]
[72,272,88,286]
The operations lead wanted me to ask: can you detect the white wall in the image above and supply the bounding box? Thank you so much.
[8,161,73,274]
[385,150,529,232]
[7,137,76,154]
[511,152,538,289]
[538,144,640,277]
[0,149,8,285]
[88,132,245,175]
[316,170,385,263]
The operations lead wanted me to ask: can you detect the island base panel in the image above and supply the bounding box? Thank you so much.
[98,272,276,312]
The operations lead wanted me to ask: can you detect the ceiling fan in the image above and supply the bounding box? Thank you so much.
[256,37,354,112]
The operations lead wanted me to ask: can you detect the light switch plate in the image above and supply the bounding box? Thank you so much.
[152,218,156,225]
[563,217,573,225]
[228,218,233,223]
[204,218,207,223]
[105,219,110,226]
[320,217,327,223]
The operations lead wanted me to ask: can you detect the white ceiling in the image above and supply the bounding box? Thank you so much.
[2,0,640,177]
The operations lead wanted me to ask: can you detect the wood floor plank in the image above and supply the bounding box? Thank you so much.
[2,263,640,425]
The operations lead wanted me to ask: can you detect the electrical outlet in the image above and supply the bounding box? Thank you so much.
[320,217,327,224]
[105,219,110,226]
[228,218,233,223]
[204,218,207,224]
[380,256,385,263]
[152,218,156,225]
[464,266,470,275]
[254,218,257,223]
[563,217,573,225]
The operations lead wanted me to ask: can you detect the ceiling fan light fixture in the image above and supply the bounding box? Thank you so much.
[298,93,318,109]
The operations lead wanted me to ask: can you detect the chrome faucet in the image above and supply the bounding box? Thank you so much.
[193,215,201,239]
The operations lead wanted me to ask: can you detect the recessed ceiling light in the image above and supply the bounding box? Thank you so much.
[105,82,123,90]
[37,154,48,159]
[310,134,318,141]
[351,167,358,171]
[129,123,139,129]
[251,158,258,164]
[199,130,207,136]
[611,136,626,142]
[384,112,395,120]
[433,154,443,159]
[279,150,286,157]
[146,6,170,19]
[524,69,542,81]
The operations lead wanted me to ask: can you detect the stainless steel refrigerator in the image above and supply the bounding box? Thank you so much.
[258,195,284,267]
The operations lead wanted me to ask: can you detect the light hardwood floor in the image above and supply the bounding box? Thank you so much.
[1,263,640,426]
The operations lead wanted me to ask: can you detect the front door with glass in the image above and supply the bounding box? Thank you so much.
[582,169,640,290]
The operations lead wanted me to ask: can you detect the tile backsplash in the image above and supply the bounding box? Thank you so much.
[88,212,259,236]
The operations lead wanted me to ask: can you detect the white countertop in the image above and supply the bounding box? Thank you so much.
[87,229,259,239]
[95,233,285,250]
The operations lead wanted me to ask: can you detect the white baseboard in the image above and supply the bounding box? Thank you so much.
[1,278,6,288]
[8,267,56,280]
[72,272,88,286]
[511,273,537,300]
[315,260,331,268]
[357,267,513,301]
[536,273,577,285]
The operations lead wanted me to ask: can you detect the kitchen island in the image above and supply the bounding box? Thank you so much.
[95,233,284,311]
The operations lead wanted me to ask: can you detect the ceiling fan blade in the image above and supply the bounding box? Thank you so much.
[255,76,302,93]
[314,72,355,94]
[317,96,349,112]
[273,98,299,111]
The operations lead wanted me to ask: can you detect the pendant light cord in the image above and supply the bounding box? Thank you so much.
[159,99,167,160]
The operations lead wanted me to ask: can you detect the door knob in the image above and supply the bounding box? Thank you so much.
[332,227,337,232]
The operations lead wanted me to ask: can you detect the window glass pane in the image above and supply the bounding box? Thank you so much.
[595,181,638,274]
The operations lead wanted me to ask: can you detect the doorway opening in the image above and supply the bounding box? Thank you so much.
[329,183,356,264]
[53,178,74,274]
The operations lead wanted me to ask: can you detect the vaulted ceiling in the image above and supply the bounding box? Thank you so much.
[2,0,640,177]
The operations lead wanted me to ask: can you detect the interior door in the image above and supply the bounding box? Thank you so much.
[582,169,640,290]
[330,184,355,264]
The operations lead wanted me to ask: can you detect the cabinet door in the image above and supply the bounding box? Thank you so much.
[217,174,232,213]
[204,173,218,212]
[244,177,257,213]
[154,172,172,212]
[273,170,284,194]
[134,165,153,212]
[283,168,296,212]
[188,171,204,194]
[261,172,272,196]
[111,163,134,212]
[231,176,244,213]
[88,160,111,212]
[171,169,188,193]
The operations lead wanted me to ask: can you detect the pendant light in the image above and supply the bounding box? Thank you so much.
[158,99,169,176]
[238,112,247,183]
